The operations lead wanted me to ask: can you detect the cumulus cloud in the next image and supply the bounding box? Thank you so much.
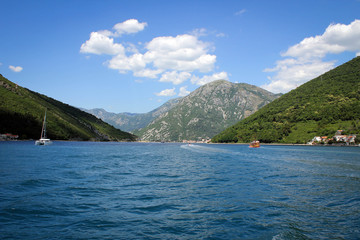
[159,71,191,85]
[143,34,216,72]
[113,19,147,36]
[283,19,360,59]
[80,19,147,55]
[104,33,217,79]
[263,19,360,93]
[263,59,335,93]
[133,68,163,79]
[80,19,227,90]
[80,32,125,55]
[9,65,23,72]
[191,71,228,85]
[108,53,146,73]
[179,86,190,97]
[155,88,176,97]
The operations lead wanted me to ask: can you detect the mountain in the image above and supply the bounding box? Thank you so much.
[0,74,136,141]
[212,57,360,144]
[84,97,181,132]
[133,80,280,142]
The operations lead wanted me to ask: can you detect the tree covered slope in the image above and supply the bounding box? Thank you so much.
[212,57,360,144]
[0,74,136,141]
[134,80,280,142]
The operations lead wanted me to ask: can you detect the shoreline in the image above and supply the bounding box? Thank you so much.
[207,142,360,147]
[1,140,359,147]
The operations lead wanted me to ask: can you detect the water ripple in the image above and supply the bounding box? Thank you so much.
[0,142,359,239]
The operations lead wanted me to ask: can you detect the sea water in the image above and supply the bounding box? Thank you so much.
[0,141,359,239]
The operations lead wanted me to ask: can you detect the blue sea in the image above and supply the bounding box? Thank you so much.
[0,141,359,239]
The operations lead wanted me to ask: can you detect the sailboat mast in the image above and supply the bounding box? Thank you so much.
[40,110,47,139]
[43,110,47,138]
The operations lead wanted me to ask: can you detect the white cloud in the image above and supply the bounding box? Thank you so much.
[133,68,163,79]
[80,32,125,55]
[262,59,335,93]
[283,19,360,60]
[125,42,140,53]
[155,88,176,97]
[179,86,190,97]
[80,19,147,55]
[113,19,147,36]
[263,19,360,93]
[9,65,23,72]
[191,71,228,85]
[144,34,216,72]
[159,71,191,85]
[104,33,217,80]
[80,20,225,88]
[108,53,146,73]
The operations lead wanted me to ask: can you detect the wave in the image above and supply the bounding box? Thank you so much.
[180,144,232,154]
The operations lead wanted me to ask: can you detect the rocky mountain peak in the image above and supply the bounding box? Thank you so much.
[134,79,280,142]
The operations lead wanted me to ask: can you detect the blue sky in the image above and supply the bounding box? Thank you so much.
[1,0,360,113]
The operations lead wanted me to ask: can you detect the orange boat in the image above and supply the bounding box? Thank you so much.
[249,140,260,148]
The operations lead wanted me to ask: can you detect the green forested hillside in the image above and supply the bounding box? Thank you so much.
[134,80,280,142]
[0,74,136,141]
[212,57,360,144]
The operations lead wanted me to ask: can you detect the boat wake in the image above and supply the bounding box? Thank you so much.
[180,144,232,154]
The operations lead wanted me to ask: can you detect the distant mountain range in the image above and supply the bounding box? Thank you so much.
[212,57,360,144]
[85,80,280,142]
[83,97,181,132]
[0,74,136,141]
[133,80,280,141]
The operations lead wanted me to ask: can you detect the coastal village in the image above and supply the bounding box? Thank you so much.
[308,130,357,145]
[0,133,19,141]
[2,131,359,146]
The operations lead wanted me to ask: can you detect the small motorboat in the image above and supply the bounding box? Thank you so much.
[249,140,260,148]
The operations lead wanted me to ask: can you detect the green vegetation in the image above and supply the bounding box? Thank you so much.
[0,74,136,141]
[134,80,280,142]
[212,57,360,144]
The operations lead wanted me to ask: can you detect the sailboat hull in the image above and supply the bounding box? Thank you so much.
[35,138,52,145]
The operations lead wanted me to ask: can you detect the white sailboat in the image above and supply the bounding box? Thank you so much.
[35,110,52,145]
